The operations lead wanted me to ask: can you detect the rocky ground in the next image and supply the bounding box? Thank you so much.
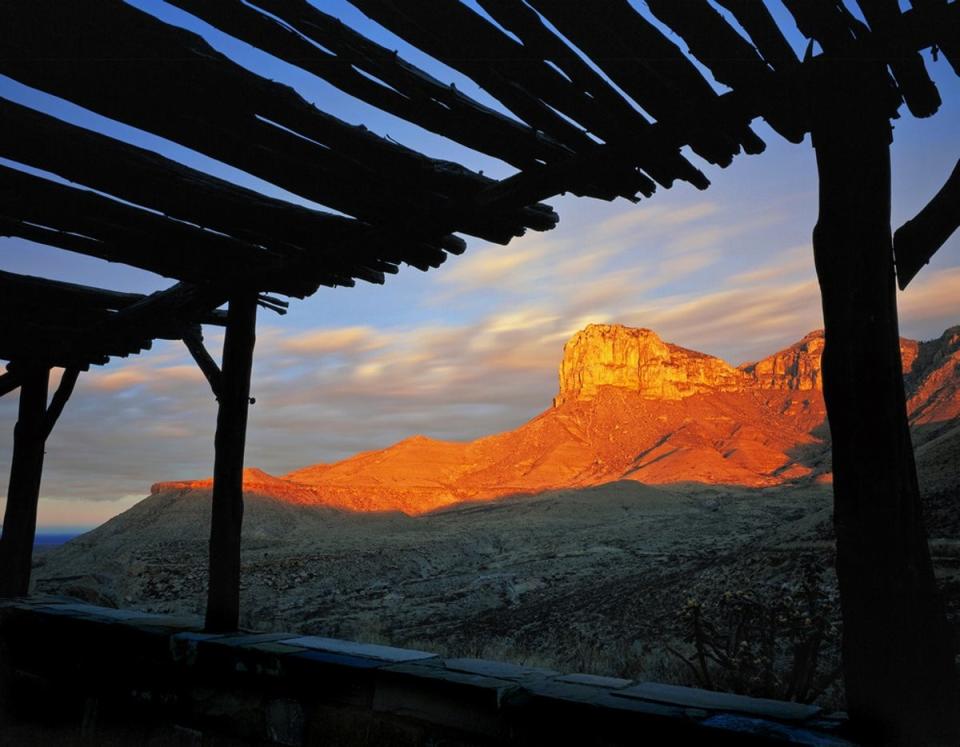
[30,481,838,698]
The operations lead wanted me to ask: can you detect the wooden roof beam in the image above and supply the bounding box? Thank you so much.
[781,0,863,54]
[855,0,941,117]
[0,99,458,284]
[0,370,22,398]
[346,0,654,201]
[45,283,231,370]
[528,0,763,167]
[167,0,568,171]
[0,270,229,327]
[908,0,960,76]
[0,1,554,244]
[644,0,807,143]
[1,166,318,297]
[713,0,801,74]
[474,0,707,191]
[467,0,960,220]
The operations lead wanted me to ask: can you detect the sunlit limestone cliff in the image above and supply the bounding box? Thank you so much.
[140,323,960,516]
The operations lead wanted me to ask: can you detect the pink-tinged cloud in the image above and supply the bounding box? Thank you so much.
[87,369,152,391]
[279,326,388,354]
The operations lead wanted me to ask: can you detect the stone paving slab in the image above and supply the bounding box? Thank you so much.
[203,632,296,648]
[281,636,437,663]
[614,682,821,722]
[703,714,857,746]
[443,657,558,681]
[522,677,688,719]
[289,650,390,670]
[247,641,311,657]
[554,672,633,689]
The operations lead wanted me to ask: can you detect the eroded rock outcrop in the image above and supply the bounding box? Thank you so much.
[554,324,745,405]
[740,331,825,391]
[143,323,960,514]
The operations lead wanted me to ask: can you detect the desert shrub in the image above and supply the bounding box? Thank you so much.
[667,558,842,704]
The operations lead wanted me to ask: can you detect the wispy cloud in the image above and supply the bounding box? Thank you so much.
[2,188,956,524]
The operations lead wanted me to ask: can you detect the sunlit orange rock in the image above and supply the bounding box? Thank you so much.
[554,324,745,405]
[740,331,825,391]
[155,324,959,515]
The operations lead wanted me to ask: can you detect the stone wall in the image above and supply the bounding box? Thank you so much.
[0,597,854,746]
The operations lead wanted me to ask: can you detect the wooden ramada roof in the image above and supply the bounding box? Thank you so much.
[1,0,958,373]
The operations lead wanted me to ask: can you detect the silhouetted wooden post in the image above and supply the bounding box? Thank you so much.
[810,60,959,744]
[0,366,50,598]
[205,294,257,632]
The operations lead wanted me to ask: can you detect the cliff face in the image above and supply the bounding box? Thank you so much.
[906,326,960,425]
[739,331,825,391]
[556,325,935,404]
[554,325,745,405]
[144,323,960,515]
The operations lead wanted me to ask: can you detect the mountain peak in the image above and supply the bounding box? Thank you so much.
[554,323,744,406]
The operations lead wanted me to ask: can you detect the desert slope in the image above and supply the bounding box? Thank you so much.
[149,323,960,514]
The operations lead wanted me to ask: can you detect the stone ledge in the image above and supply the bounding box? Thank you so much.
[0,596,856,746]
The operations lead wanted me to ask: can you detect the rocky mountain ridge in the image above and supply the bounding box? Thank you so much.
[146,323,960,515]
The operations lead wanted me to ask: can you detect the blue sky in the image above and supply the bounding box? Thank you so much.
[1,1,958,527]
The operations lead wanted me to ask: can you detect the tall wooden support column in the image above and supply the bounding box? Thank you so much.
[811,62,959,744]
[205,293,257,632]
[0,366,50,598]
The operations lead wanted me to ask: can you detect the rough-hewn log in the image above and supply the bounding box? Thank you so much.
[810,59,959,744]
[782,0,862,53]
[856,0,941,117]
[0,269,227,327]
[894,158,960,289]
[346,0,652,202]
[713,0,801,73]
[0,366,50,598]
[644,0,806,143]
[910,0,960,75]
[167,0,565,171]
[530,0,766,166]
[0,1,554,243]
[0,276,229,370]
[205,294,257,632]
[0,371,23,399]
[475,0,706,191]
[1,166,313,296]
[183,329,223,400]
[461,0,959,226]
[0,99,455,283]
[42,369,80,440]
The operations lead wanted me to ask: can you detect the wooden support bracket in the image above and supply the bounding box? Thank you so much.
[183,328,223,400]
[0,370,22,398]
[42,368,80,440]
[894,158,960,290]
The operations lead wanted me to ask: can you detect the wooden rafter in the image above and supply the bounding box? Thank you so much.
[0,99,460,284]
[525,0,765,166]
[0,0,556,246]
[166,0,568,171]
[644,0,807,142]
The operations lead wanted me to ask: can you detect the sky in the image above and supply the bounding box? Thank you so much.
[1,1,959,528]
